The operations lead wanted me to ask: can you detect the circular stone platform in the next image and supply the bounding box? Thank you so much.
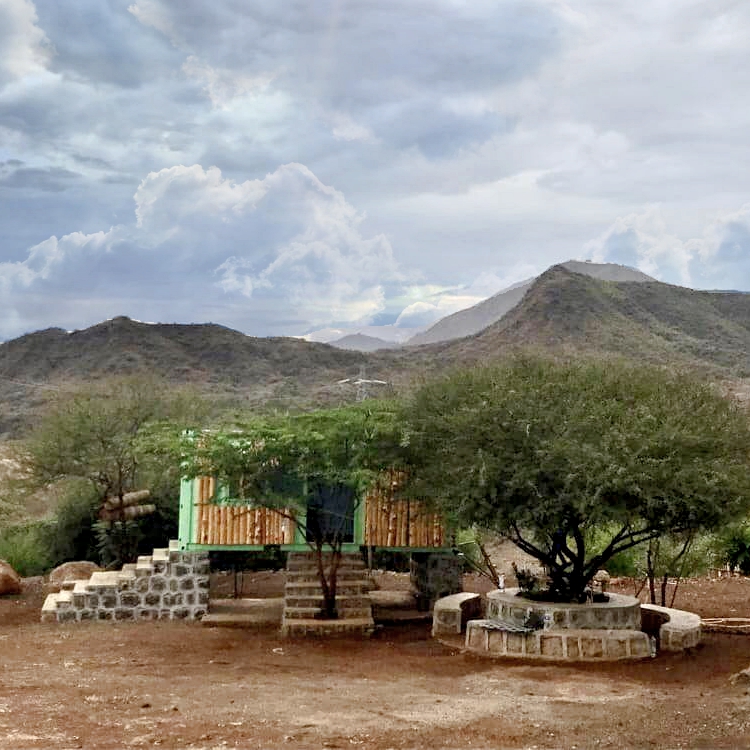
[486,588,641,631]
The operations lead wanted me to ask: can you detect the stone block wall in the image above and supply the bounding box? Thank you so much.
[410,552,463,611]
[41,544,210,623]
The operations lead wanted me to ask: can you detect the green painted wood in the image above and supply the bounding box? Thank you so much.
[178,478,195,551]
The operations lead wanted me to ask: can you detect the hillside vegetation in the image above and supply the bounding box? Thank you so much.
[4,267,750,436]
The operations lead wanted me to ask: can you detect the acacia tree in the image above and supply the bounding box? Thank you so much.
[401,355,750,602]
[24,376,207,565]
[181,401,404,619]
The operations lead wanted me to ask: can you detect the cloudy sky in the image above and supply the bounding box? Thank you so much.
[1,0,749,342]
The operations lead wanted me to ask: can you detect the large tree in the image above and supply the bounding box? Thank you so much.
[24,376,207,565]
[401,355,750,602]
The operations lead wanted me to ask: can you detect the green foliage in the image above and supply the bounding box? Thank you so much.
[21,375,207,566]
[181,400,405,510]
[0,520,55,576]
[401,355,750,601]
[714,521,750,575]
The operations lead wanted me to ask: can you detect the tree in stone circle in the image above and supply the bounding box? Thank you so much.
[400,355,750,603]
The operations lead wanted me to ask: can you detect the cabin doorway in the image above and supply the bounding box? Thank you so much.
[305,483,355,544]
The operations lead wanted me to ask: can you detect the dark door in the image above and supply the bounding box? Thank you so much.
[306,483,355,544]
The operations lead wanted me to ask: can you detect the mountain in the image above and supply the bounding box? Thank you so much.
[4,268,750,436]
[0,316,372,435]
[328,333,396,352]
[439,265,750,376]
[406,260,655,346]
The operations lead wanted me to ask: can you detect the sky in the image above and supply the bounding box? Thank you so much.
[1,0,749,343]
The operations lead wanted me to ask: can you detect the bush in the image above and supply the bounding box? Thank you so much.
[0,521,54,576]
[715,522,750,574]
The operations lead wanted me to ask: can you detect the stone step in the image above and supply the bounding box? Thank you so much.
[280,616,375,638]
[285,582,367,597]
[285,594,371,609]
[286,570,366,583]
[86,571,121,590]
[152,548,169,562]
[283,605,372,620]
[286,557,365,571]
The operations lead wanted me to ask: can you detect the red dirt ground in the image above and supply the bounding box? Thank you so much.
[2,573,750,749]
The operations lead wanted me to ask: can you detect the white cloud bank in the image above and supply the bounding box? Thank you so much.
[0,163,406,339]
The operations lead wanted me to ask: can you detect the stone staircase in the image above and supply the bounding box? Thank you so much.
[281,551,375,637]
[41,541,209,624]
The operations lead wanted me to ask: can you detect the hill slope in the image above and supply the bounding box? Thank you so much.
[0,317,371,435]
[440,266,750,374]
[406,260,654,346]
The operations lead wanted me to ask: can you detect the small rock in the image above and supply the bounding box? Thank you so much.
[0,560,22,596]
[729,668,750,685]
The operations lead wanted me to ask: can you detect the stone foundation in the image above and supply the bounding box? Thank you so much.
[41,542,209,623]
[465,620,652,661]
[410,552,462,610]
[486,588,641,631]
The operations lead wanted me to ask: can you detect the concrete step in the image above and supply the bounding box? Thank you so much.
[283,606,372,620]
[152,548,169,562]
[202,598,284,628]
[286,570,366,583]
[285,594,371,609]
[285,582,368,597]
[86,571,121,590]
[281,616,375,638]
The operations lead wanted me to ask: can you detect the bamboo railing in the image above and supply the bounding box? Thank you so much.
[193,476,296,545]
[363,470,445,548]
[191,471,446,548]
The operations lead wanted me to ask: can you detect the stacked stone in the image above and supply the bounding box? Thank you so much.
[41,541,209,623]
[409,552,463,611]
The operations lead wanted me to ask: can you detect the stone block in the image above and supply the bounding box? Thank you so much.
[73,593,86,608]
[158,609,173,621]
[196,576,210,589]
[149,576,167,592]
[135,577,149,593]
[466,623,486,649]
[179,578,195,591]
[172,607,191,620]
[193,561,210,576]
[58,609,77,623]
[98,610,114,621]
[135,608,159,621]
[152,561,167,575]
[173,564,190,577]
[630,635,650,658]
[85,594,100,609]
[101,594,117,609]
[541,635,564,658]
[580,637,603,659]
[79,610,95,621]
[115,608,134,621]
[144,592,162,607]
[191,607,207,620]
[487,631,506,655]
[605,637,628,659]
[184,592,195,606]
[197,591,209,605]
[525,635,539,655]
[507,632,525,654]
[566,637,579,659]
[120,592,140,608]
[169,578,179,592]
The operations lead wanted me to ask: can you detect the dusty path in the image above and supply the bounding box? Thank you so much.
[1,576,750,749]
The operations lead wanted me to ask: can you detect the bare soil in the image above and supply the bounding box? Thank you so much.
[2,573,750,749]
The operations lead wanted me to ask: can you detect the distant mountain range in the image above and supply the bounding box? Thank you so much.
[404,260,655,347]
[326,260,654,351]
[2,264,750,436]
